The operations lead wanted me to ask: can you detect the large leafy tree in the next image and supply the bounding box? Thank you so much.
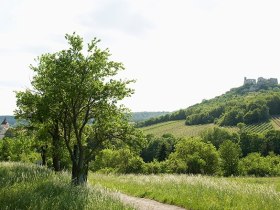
[27,33,138,184]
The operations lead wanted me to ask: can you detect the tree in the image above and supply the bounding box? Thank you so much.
[201,127,239,149]
[239,132,264,156]
[264,130,280,155]
[28,33,137,184]
[219,140,241,176]
[167,137,220,175]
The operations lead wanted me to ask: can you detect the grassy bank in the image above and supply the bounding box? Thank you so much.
[0,162,133,210]
[90,173,280,210]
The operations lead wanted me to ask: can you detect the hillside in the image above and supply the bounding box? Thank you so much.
[141,120,216,137]
[141,117,280,137]
[138,79,280,127]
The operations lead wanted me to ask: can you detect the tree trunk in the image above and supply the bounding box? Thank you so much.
[72,165,88,185]
[71,145,88,185]
[41,145,47,166]
[52,123,61,171]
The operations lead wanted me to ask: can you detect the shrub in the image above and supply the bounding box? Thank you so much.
[167,137,220,175]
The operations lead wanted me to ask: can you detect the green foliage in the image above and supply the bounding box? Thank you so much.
[218,108,244,126]
[91,148,144,174]
[142,160,167,174]
[200,126,239,149]
[239,153,280,176]
[167,137,220,175]
[0,134,39,163]
[264,130,280,155]
[239,130,280,157]
[141,134,176,162]
[240,132,264,156]
[219,140,242,176]
[0,162,132,210]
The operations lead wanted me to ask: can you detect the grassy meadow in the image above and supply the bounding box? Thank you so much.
[90,173,280,210]
[141,120,217,137]
[0,162,133,210]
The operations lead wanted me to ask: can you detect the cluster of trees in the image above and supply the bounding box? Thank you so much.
[137,85,280,127]
[80,126,280,176]
[88,127,280,176]
[2,124,280,177]
[13,33,143,185]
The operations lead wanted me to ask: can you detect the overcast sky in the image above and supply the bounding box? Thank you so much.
[1,0,280,115]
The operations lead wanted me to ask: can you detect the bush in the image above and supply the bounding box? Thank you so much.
[166,137,220,175]
[239,153,280,176]
[90,148,144,174]
[143,160,167,174]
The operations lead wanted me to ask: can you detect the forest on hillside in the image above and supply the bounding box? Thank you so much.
[137,84,280,127]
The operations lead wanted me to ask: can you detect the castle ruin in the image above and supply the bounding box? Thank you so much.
[244,77,278,86]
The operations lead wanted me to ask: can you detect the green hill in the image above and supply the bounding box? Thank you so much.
[141,119,279,138]
[138,80,280,128]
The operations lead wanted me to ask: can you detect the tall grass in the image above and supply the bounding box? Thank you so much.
[0,162,133,210]
[90,173,280,210]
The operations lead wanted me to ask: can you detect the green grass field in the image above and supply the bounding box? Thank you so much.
[140,120,216,137]
[0,162,133,210]
[90,173,280,210]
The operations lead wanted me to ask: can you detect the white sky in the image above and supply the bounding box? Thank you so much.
[1,0,280,115]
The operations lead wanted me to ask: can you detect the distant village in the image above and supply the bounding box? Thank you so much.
[0,118,9,139]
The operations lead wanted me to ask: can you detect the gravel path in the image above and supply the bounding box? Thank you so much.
[115,192,186,210]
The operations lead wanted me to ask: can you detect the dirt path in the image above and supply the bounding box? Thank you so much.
[114,192,186,210]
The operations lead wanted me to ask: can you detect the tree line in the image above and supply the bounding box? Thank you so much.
[2,125,280,177]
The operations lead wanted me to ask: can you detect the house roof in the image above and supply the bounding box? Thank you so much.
[1,117,8,125]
